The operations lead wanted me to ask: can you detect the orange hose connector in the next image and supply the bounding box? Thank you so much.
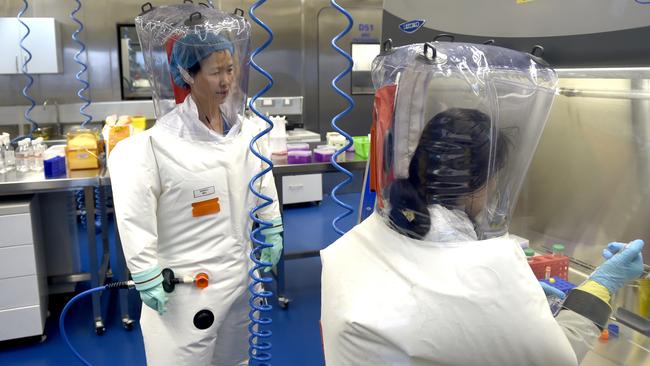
[195,272,209,289]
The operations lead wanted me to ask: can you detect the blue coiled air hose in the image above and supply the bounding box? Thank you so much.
[14,0,38,143]
[71,0,92,128]
[59,282,134,366]
[71,0,100,234]
[329,0,355,236]
[247,1,275,365]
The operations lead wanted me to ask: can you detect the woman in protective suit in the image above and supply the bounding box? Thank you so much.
[320,43,645,366]
[108,5,282,365]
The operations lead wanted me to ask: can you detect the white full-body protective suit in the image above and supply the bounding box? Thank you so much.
[321,212,599,366]
[110,96,279,365]
[321,42,603,366]
[109,5,280,365]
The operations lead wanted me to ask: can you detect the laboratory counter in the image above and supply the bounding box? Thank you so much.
[0,168,102,194]
[98,152,368,184]
[0,167,130,334]
[271,151,367,175]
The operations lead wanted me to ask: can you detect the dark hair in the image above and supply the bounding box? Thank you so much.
[387,108,511,239]
[387,178,431,239]
[187,62,202,77]
[408,108,509,206]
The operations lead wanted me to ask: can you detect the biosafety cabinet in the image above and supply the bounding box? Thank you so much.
[0,197,48,341]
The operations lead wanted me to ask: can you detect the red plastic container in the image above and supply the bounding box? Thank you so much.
[528,254,569,280]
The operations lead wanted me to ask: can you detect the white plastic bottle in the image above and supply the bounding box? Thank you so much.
[1,134,15,172]
[31,137,45,171]
[15,139,31,173]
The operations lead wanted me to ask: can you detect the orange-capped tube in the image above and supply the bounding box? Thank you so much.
[195,272,209,289]
[599,329,609,342]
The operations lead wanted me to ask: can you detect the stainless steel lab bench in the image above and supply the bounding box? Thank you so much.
[0,168,131,334]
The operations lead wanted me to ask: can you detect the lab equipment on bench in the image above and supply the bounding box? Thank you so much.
[286,142,309,151]
[287,150,312,164]
[43,145,67,178]
[15,138,32,173]
[326,131,347,150]
[102,115,133,156]
[65,128,99,170]
[31,137,45,172]
[269,115,288,156]
[0,134,16,173]
[528,249,570,280]
[314,146,336,162]
[352,135,369,159]
[248,96,304,130]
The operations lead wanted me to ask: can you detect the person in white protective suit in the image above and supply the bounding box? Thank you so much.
[320,42,645,366]
[108,5,282,365]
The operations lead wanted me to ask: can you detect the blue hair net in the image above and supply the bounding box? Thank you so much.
[170,32,235,88]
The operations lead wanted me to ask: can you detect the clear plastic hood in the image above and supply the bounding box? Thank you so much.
[371,42,558,240]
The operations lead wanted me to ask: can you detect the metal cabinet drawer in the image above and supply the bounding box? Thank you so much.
[282,174,323,204]
[0,213,33,248]
[0,305,45,341]
[0,245,36,278]
[0,275,39,310]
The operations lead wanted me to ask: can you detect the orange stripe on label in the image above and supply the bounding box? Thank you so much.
[192,198,220,217]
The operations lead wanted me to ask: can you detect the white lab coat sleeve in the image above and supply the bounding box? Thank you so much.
[108,134,162,273]
[556,310,601,363]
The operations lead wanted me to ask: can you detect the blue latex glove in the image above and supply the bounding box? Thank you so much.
[540,281,566,299]
[591,239,645,295]
[260,217,283,273]
[132,266,168,315]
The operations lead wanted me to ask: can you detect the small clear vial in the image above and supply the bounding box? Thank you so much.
[544,265,552,281]
[15,139,31,173]
[2,134,16,172]
[31,137,44,172]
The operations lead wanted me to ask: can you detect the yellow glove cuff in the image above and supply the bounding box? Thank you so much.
[577,280,611,304]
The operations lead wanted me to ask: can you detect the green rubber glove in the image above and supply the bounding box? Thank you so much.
[260,217,283,272]
[139,284,168,315]
[132,266,168,315]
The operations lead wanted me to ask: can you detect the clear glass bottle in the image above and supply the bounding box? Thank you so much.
[1,134,15,172]
[30,137,44,171]
[15,139,31,173]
